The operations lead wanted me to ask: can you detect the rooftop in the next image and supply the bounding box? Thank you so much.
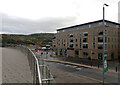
[57,20,120,31]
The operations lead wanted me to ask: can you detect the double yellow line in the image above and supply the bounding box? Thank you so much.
[43,59,109,83]
[43,59,119,73]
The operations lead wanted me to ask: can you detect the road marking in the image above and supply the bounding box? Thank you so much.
[43,59,119,73]
[65,65,71,67]
[45,59,111,83]
[72,66,78,68]
[59,63,64,65]
[57,63,60,64]
[76,68,82,70]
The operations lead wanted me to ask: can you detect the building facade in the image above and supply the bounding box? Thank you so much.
[53,20,120,60]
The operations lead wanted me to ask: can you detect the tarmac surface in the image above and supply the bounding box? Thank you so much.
[2,47,32,83]
[38,52,119,84]
[45,61,118,84]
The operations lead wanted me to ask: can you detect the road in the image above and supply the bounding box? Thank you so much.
[44,61,118,84]
[2,47,32,83]
[37,51,119,84]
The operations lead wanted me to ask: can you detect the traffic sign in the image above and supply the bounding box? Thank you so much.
[104,52,108,72]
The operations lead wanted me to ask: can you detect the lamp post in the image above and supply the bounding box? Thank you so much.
[103,3,109,85]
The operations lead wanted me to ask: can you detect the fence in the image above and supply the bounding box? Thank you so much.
[17,46,55,85]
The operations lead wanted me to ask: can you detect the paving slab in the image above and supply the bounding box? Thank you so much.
[2,47,32,83]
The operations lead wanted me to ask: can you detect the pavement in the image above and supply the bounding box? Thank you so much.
[36,52,119,84]
[43,59,119,73]
[36,51,119,73]
[2,47,33,83]
[36,51,120,72]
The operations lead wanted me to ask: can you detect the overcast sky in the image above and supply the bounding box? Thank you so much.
[0,0,119,34]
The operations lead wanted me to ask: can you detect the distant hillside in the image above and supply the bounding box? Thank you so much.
[2,33,55,47]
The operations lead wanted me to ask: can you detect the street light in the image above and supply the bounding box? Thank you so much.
[102,3,109,85]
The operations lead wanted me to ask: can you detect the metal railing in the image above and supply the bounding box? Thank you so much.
[37,54,56,84]
[16,46,55,85]
[17,46,42,85]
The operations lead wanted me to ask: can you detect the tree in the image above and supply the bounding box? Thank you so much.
[37,42,43,47]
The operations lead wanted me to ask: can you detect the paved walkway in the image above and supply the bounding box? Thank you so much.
[2,47,32,83]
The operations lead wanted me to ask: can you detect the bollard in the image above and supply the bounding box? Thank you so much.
[116,66,117,72]
[91,62,92,67]
[98,64,99,68]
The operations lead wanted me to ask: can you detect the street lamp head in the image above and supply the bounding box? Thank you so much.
[104,4,109,7]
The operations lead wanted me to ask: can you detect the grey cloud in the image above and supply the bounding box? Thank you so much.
[1,14,78,34]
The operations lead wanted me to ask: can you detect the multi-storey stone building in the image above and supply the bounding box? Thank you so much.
[53,20,120,60]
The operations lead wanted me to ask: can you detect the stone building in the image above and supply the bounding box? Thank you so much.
[53,20,120,60]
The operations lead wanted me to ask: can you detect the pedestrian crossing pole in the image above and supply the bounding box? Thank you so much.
[102,4,109,85]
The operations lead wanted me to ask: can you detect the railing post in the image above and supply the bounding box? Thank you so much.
[18,46,55,85]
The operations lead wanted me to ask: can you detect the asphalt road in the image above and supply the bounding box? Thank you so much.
[37,52,119,84]
[44,61,118,84]
[2,47,32,83]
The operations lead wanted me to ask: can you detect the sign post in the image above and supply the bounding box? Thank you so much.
[104,52,108,72]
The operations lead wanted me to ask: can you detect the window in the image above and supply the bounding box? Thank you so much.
[83,38,88,43]
[76,39,77,42]
[105,37,107,42]
[83,44,88,48]
[83,32,88,36]
[89,24,91,28]
[75,50,79,57]
[116,25,119,28]
[67,41,69,45]
[93,43,95,49]
[70,44,73,48]
[70,34,73,37]
[93,37,95,42]
[60,49,62,55]
[108,38,110,42]
[98,30,103,35]
[98,53,103,60]
[80,38,81,43]
[83,52,88,58]
[76,44,78,47]
[115,44,116,49]
[98,37,103,42]
[112,44,113,49]
[98,44,103,49]
[111,38,113,42]
[99,22,102,25]
[70,39,73,42]
[62,39,63,44]
[115,38,116,42]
